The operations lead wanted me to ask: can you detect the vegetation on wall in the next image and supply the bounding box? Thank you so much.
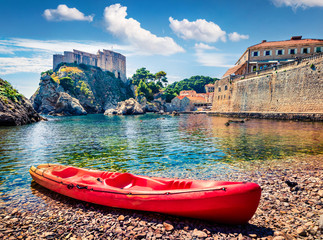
[0,78,23,103]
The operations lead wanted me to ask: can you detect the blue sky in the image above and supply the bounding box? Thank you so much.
[0,0,322,97]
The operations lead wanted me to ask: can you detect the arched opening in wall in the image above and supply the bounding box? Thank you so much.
[224,85,228,91]
[252,66,257,72]
[118,72,121,79]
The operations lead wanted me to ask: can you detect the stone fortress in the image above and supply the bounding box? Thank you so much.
[53,49,127,82]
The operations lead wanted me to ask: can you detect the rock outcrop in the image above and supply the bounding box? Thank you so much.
[104,98,145,115]
[31,63,133,116]
[0,78,44,126]
[53,92,86,116]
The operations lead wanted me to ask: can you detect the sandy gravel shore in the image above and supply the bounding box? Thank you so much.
[0,154,322,239]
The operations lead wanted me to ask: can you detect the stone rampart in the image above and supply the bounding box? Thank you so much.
[212,57,323,120]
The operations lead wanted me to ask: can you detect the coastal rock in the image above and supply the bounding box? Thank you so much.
[53,92,86,116]
[104,98,145,115]
[31,64,133,115]
[0,78,44,126]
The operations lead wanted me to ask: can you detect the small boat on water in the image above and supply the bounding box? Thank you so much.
[29,164,261,224]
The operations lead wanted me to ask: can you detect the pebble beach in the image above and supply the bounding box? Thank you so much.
[0,154,322,240]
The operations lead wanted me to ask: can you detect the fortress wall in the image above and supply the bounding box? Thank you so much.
[53,55,64,70]
[212,57,323,114]
[53,49,127,83]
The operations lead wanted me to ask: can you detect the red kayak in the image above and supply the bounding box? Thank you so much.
[29,164,261,224]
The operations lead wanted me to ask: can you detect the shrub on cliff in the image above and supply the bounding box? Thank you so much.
[60,77,75,95]
[0,78,23,103]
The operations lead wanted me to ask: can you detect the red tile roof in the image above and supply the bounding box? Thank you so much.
[222,63,245,78]
[186,96,207,102]
[249,38,323,49]
[176,96,186,100]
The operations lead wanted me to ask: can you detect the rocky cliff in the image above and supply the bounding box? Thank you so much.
[31,63,134,115]
[0,78,44,126]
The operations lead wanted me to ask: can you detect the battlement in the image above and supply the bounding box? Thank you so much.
[53,49,126,82]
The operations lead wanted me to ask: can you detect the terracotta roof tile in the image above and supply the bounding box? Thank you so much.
[186,96,206,102]
[222,63,245,78]
[250,39,323,49]
[176,96,186,100]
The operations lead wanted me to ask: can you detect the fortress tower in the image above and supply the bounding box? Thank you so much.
[53,49,127,82]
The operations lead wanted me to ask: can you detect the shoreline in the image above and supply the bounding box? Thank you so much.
[0,154,322,239]
[179,111,323,122]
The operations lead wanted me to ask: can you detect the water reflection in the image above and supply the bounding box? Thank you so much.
[0,114,322,196]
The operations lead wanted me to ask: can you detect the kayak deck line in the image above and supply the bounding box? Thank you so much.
[30,165,228,195]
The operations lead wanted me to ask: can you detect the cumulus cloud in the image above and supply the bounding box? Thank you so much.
[43,4,94,22]
[272,0,323,9]
[169,17,227,43]
[103,4,184,56]
[228,32,249,42]
[194,43,217,50]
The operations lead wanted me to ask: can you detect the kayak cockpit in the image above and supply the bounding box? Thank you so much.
[49,166,196,191]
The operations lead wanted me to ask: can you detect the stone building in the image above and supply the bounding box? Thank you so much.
[223,36,323,78]
[53,49,127,82]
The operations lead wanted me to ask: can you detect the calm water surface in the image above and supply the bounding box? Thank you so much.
[0,114,322,200]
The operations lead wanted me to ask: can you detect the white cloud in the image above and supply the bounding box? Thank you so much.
[43,4,94,22]
[228,32,249,42]
[0,56,52,75]
[169,17,226,43]
[103,4,184,56]
[0,38,136,75]
[194,43,217,50]
[272,0,323,8]
[0,38,134,55]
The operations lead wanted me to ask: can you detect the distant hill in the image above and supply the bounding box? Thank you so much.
[166,75,218,94]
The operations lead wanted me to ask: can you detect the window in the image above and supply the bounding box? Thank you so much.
[301,47,310,54]
[288,48,297,55]
[252,66,257,72]
[276,49,284,55]
[264,50,272,56]
[224,85,228,91]
[252,51,259,57]
[218,87,221,92]
[315,47,322,53]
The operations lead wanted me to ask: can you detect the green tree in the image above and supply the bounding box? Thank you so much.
[135,80,153,101]
[166,75,218,95]
[131,68,155,85]
[164,88,178,103]
[155,71,168,87]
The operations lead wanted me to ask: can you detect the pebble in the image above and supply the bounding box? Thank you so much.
[192,229,208,238]
[0,155,322,239]
[117,215,125,221]
[163,222,174,231]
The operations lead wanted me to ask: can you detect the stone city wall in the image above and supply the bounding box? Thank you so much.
[212,57,323,119]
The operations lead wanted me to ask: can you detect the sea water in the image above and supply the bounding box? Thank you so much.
[0,113,322,199]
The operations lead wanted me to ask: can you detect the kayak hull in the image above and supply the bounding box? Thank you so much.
[29,164,261,224]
